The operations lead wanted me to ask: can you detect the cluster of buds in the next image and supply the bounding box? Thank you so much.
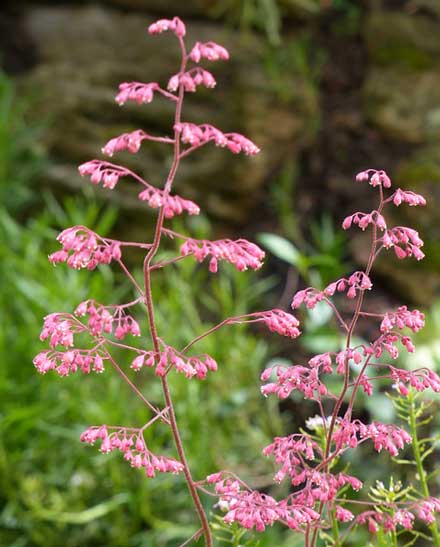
[189,41,229,62]
[206,473,319,532]
[34,349,106,375]
[49,226,121,270]
[81,425,184,477]
[168,68,216,92]
[138,187,200,218]
[390,188,426,207]
[356,169,391,188]
[79,160,127,190]
[382,226,425,260]
[380,306,425,333]
[250,309,301,338]
[174,123,260,155]
[292,271,372,309]
[147,16,186,38]
[357,497,440,534]
[131,346,217,380]
[180,236,265,272]
[39,312,86,348]
[342,210,387,231]
[388,366,440,395]
[115,82,175,106]
[75,299,141,339]
[370,332,415,360]
[260,364,328,400]
[101,129,167,157]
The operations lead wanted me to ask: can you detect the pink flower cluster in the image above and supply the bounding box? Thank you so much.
[115,82,176,106]
[189,41,229,63]
[382,226,425,260]
[391,188,426,207]
[131,346,217,380]
[252,309,301,338]
[138,186,200,218]
[180,237,265,272]
[372,332,415,359]
[40,312,85,348]
[147,16,186,38]
[292,271,372,309]
[101,130,160,156]
[75,300,141,339]
[334,419,412,456]
[81,425,184,477]
[174,123,260,155]
[34,349,106,375]
[357,497,440,533]
[356,169,391,188]
[260,364,328,400]
[49,226,121,270]
[342,210,387,231]
[388,366,440,395]
[79,159,127,189]
[380,306,425,333]
[206,473,319,532]
[168,68,216,92]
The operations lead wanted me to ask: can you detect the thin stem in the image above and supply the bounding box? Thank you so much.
[408,392,440,547]
[141,36,212,546]
[105,351,168,423]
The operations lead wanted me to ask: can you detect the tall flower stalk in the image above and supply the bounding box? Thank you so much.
[34,16,440,546]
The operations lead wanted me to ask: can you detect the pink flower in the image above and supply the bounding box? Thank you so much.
[261,364,327,400]
[101,130,151,156]
[167,68,216,92]
[138,187,200,218]
[335,506,354,522]
[382,226,425,260]
[81,425,184,477]
[180,237,265,272]
[174,122,260,155]
[189,41,229,62]
[49,226,121,270]
[253,309,301,338]
[391,188,426,207]
[75,299,141,340]
[380,306,425,333]
[342,210,387,231]
[355,169,392,188]
[115,82,159,105]
[33,348,107,376]
[148,17,186,38]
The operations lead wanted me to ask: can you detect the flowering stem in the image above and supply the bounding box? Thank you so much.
[140,36,212,547]
[408,391,440,546]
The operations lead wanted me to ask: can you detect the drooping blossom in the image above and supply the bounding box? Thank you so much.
[308,353,333,374]
[78,160,128,189]
[335,348,363,374]
[49,226,121,270]
[147,17,186,38]
[34,349,107,375]
[115,82,177,105]
[167,68,216,92]
[382,226,425,260]
[138,187,200,218]
[189,41,229,63]
[175,123,260,155]
[372,332,415,360]
[260,365,328,400]
[101,130,172,157]
[39,312,86,348]
[355,169,392,188]
[342,210,387,231]
[206,473,319,532]
[391,188,426,207]
[180,237,265,272]
[388,365,440,395]
[81,425,184,477]
[380,306,425,333]
[75,299,141,340]
[263,434,320,484]
[130,346,217,380]
[249,309,301,338]
[335,506,355,522]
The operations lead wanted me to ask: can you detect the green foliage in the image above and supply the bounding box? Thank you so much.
[0,72,46,214]
[0,197,287,546]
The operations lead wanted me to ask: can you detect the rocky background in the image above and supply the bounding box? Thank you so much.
[1,0,440,303]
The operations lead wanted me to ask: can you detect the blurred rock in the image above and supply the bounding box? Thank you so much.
[19,4,317,223]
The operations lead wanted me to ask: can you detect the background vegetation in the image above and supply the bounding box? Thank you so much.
[1,1,440,545]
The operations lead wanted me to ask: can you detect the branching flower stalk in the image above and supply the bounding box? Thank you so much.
[34,15,440,547]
